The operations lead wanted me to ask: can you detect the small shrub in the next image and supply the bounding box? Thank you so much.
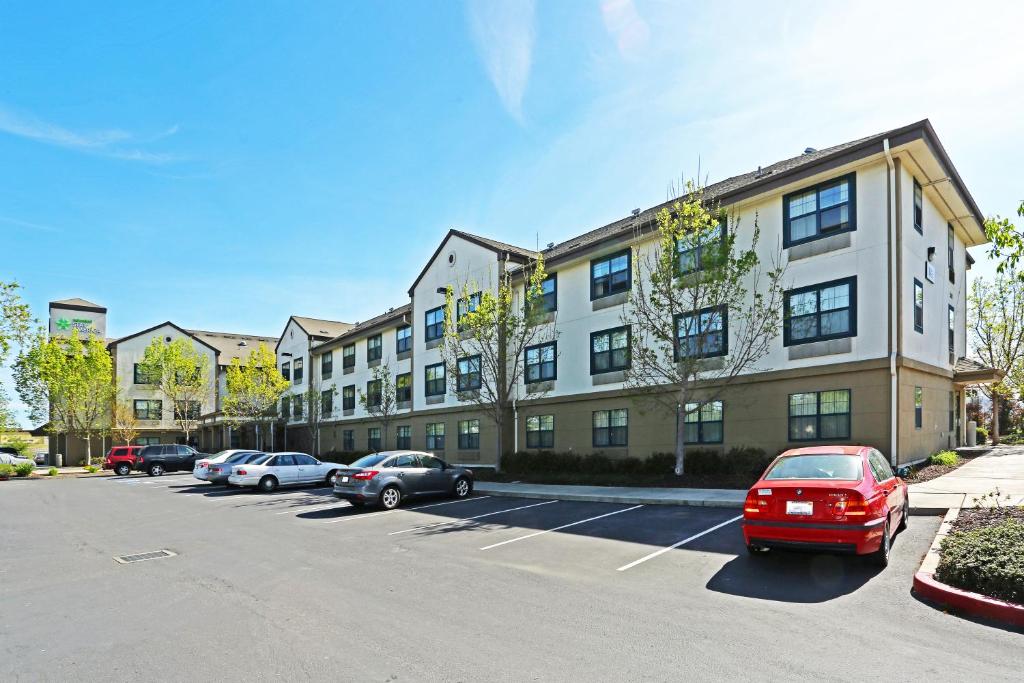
[83,465,99,473]
[48,467,59,477]
[0,463,14,479]
[975,426,989,443]
[929,451,959,467]
[14,461,34,477]
[936,519,1024,603]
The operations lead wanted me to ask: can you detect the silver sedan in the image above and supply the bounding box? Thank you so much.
[205,451,266,484]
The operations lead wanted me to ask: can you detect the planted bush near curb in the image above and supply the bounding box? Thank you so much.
[47,467,59,476]
[929,450,959,467]
[14,462,34,477]
[501,448,769,478]
[0,463,14,479]
[936,519,1024,604]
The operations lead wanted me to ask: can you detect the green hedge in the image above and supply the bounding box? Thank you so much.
[322,450,372,464]
[501,447,770,478]
[14,462,34,477]
[975,426,989,443]
[0,463,13,478]
[929,450,959,467]
[936,520,1024,603]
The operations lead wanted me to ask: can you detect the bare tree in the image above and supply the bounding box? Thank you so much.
[969,271,1024,443]
[111,397,140,446]
[303,376,336,457]
[358,361,398,452]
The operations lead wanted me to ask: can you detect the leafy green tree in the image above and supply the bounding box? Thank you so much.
[985,201,1024,277]
[624,181,785,475]
[67,333,115,465]
[358,362,398,452]
[0,281,34,368]
[14,331,80,459]
[223,343,289,450]
[138,337,212,446]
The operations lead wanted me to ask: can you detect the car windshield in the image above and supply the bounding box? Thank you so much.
[764,454,863,481]
[349,454,388,468]
[251,454,273,465]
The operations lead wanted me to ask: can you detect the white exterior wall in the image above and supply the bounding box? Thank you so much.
[277,319,310,426]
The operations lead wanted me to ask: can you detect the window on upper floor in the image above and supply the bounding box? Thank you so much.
[342,385,355,411]
[675,306,727,359]
[457,292,481,330]
[321,351,333,380]
[525,341,556,383]
[526,415,554,449]
[684,401,723,444]
[365,379,382,409]
[173,400,201,421]
[292,394,303,419]
[425,362,445,396]
[784,277,856,346]
[590,249,631,300]
[321,390,333,416]
[593,409,628,447]
[948,305,955,355]
[783,173,856,247]
[281,396,290,419]
[591,326,630,374]
[676,218,726,274]
[133,363,159,385]
[293,357,303,384]
[914,279,924,334]
[948,223,956,284]
[280,361,291,381]
[342,344,355,369]
[425,306,445,341]
[789,390,851,441]
[527,274,557,315]
[133,399,162,421]
[913,179,923,234]
[396,372,412,403]
[396,325,412,354]
[457,355,481,392]
[367,334,382,362]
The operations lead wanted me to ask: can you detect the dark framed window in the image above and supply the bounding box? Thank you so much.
[293,357,304,384]
[133,399,162,420]
[342,430,354,451]
[676,218,725,274]
[458,419,480,449]
[526,415,554,448]
[783,173,856,247]
[914,387,923,430]
[913,279,924,333]
[321,351,333,380]
[675,306,727,359]
[426,422,445,450]
[133,363,158,385]
[366,334,382,362]
[281,397,290,419]
[590,326,630,374]
[948,223,955,284]
[784,277,857,346]
[396,425,411,449]
[948,305,955,354]
[280,362,290,382]
[457,292,481,329]
[457,355,482,391]
[525,341,556,383]
[396,373,411,403]
[342,344,355,368]
[321,390,333,416]
[528,274,557,314]
[365,379,382,409]
[425,363,445,396]
[683,401,723,444]
[788,390,851,441]
[425,306,445,341]
[396,325,412,354]
[174,400,201,421]
[593,409,628,447]
[913,179,923,234]
[342,385,355,411]
[590,249,631,300]
[367,427,381,452]
[292,394,303,419]
[949,391,955,431]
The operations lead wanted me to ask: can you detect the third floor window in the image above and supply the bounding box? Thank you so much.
[783,173,856,247]
[591,249,631,300]
[367,334,382,362]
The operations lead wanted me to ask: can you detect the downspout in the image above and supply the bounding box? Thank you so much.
[512,396,519,454]
[884,139,898,466]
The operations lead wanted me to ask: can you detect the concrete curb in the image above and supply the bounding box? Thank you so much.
[911,505,1024,629]
[473,483,745,508]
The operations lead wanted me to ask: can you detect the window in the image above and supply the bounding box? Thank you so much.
[293,357,304,384]
[135,436,160,446]
[526,415,554,448]
[868,450,894,482]
[367,427,381,452]
[784,277,856,346]
[396,425,411,449]
[133,399,162,420]
[342,344,355,369]
[396,325,412,354]
[426,422,445,450]
[525,341,556,383]
[321,351,333,380]
[422,455,444,470]
[281,396,290,419]
[788,390,851,441]
[342,429,354,451]
[457,355,481,391]
[394,454,419,468]
[321,390,333,416]
[529,274,557,314]
[342,385,355,411]
[949,391,955,431]
[458,419,480,449]
[677,218,725,274]
[174,400,201,421]
[948,223,955,284]
[915,387,923,430]
[913,179,923,234]
[366,379,382,409]
[273,454,296,467]
[367,334,382,362]
[425,362,445,396]
[590,249,631,299]
[783,173,856,247]
[425,306,445,341]
[675,306,727,359]
[913,279,924,333]
[133,363,158,384]
[292,394,303,419]
[590,326,630,374]
[948,305,956,354]
[280,361,290,381]
[396,373,412,403]
[683,401,723,444]
[593,409,628,447]
[457,292,481,329]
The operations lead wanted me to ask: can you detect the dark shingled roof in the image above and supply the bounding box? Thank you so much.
[315,303,413,351]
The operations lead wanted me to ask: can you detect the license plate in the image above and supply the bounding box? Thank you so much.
[340,476,349,483]
[786,501,813,516]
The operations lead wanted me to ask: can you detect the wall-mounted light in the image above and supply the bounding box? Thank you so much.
[927,246,936,261]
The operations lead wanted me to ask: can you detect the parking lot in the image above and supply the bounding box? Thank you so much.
[2,474,1021,681]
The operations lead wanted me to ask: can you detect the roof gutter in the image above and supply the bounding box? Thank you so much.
[884,139,899,466]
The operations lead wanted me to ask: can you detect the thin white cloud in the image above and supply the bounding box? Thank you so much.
[0,215,61,233]
[601,0,650,59]
[466,0,536,123]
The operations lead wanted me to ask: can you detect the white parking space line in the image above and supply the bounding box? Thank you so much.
[274,501,350,514]
[615,515,742,572]
[388,500,557,536]
[320,495,492,524]
[480,505,644,550]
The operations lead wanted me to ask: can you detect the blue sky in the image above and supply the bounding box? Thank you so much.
[2,1,1023,425]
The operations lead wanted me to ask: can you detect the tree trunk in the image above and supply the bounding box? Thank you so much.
[495,417,503,474]
[675,403,686,476]
[992,393,1001,445]
[85,433,93,467]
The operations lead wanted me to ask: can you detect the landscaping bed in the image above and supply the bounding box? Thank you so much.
[906,449,988,484]
[934,506,1024,605]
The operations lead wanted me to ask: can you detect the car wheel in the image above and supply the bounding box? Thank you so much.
[379,486,401,510]
[325,470,339,486]
[898,497,909,531]
[872,519,891,569]
[148,463,165,477]
[453,477,472,498]
[258,476,278,493]
[115,463,131,476]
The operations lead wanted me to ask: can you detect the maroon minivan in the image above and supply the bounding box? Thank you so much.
[103,446,143,475]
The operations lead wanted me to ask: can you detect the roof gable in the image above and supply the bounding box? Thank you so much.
[106,321,220,355]
[407,229,536,296]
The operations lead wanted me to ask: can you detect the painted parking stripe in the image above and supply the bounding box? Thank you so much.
[615,515,742,572]
[275,501,352,515]
[320,495,492,524]
[480,505,644,550]
[388,500,557,536]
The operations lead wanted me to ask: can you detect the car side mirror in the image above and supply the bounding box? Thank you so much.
[896,466,910,478]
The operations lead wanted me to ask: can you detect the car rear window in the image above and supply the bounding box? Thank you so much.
[764,454,863,481]
[350,454,388,468]
[251,454,273,465]
[226,452,254,463]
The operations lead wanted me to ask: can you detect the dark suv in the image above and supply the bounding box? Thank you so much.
[136,444,207,476]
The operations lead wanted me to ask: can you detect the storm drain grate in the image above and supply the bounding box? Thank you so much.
[113,549,177,564]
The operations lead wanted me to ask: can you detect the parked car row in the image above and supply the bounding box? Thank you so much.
[103,444,207,476]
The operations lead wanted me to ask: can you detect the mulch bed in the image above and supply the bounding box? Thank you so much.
[906,450,989,484]
[472,470,752,490]
[950,506,1024,533]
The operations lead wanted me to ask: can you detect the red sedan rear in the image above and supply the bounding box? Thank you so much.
[742,446,909,567]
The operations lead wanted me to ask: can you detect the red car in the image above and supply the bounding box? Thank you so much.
[742,446,910,567]
[103,446,142,476]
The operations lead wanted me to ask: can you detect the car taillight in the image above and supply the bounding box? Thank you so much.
[237,469,247,475]
[352,470,379,481]
[743,491,767,514]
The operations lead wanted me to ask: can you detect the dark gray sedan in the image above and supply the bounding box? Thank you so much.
[332,450,474,509]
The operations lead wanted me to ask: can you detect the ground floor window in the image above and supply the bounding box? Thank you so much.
[426,422,445,450]
[788,389,851,441]
[134,436,160,446]
[526,415,554,448]
[368,427,381,452]
[593,409,628,447]
[458,419,480,449]
[342,429,354,451]
[915,387,923,429]
[396,425,411,449]
[683,401,723,444]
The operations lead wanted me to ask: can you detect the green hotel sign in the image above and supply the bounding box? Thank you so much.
[55,317,97,334]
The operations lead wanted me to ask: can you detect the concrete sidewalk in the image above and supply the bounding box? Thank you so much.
[909,444,1024,513]
[473,481,746,508]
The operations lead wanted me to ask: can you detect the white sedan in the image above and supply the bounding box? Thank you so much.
[227,452,346,492]
[193,449,261,482]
